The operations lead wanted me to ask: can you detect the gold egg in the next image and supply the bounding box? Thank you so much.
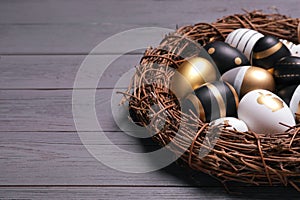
[221,66,275,97]
[240,67,275,97]
[170,57,218,99]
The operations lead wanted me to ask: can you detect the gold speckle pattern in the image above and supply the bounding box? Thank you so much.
[234,57,242,65]
[208,47,215,54]
[256,92,284,112]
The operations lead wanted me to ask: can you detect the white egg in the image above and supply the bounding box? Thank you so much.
[289,85,300,121]
[280,39,300,57]
[238,89,296,135]
[209,117,248,132]
[225,28,264,59]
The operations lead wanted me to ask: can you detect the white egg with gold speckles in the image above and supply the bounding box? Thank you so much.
[238,89,296,135]
[209,117,248,132]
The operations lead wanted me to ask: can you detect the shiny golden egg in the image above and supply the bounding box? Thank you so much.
[170,57,218,99]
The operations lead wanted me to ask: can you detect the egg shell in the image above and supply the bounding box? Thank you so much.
[251,35,291,69]
[170,57,218,99]
[221,66,275,97]
[280,39,300,57]
[204,41,249,74]
[274,56,300,86]
[238,89,296,135]
[209,117,248,132]
[289,85,300,122]
[225,28,264,59]
[277,84,298,105]
[186,81,239,122]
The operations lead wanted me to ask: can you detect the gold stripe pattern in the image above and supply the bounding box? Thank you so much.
[185,94,206,122]
[252,42,283,59]
[206,84,226,118]
[225,82,239,109]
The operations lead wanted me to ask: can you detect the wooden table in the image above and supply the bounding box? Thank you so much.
[0,0,299,199]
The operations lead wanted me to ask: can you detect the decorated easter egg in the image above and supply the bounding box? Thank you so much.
[277,84,298,105]
[209,117,248,132]
[280,39,300,57]
[225,28,264,59]
[274,56,300,86]
[220,66,275,97]
[204,41,249,74]
[171,57,218,99]
[238,89,296,134]
[251,35,291,69]
[184,81,239,122]
[289,85,300,122]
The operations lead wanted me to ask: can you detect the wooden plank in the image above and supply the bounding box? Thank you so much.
[0,24,148,55]
[0,131,220,186]
[0,89,134,132]
[0,186,298,199]
[0,1,298,55]
[0,0,298,25]
[0,55,140,89]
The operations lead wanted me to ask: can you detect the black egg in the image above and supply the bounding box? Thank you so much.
[274,56,300,86]
[204,41,249,74]
[251,35,291,69]
[277,85,298,105]
[185,81,239,122]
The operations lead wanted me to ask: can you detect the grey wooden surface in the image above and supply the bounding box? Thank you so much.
[0,0,299,199]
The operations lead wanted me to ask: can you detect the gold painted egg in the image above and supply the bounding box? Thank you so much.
[220,66,275,97]
[170,57,218,99]
[251,35,291,69]
[238,89,296,134]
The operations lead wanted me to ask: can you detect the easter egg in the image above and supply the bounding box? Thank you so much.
[209,117,248,132]
[184,81,239,122]
[170,57,218,99]
[289,85,300,122]
[251,35,291,69]
[277,84,298,105]
[280,39,300,57]
[274,56,300,86]
[204,41,249,74]
[238,89,296,134]
[220,66,275,97]
[225,28,264,59]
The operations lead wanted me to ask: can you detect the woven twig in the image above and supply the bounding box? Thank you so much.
[122,10,300,191]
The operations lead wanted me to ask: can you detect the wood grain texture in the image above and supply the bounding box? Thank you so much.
[1,0,299,199]
[0,55,140,89]
[0,186,299,200]
[0,0,298,55]
[0,131,220,186]
[0,0,298,25]
[0,89,126,131]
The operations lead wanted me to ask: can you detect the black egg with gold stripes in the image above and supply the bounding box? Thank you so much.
[185,81,239,122]
[251,35,291,69]
[274,56,300,87]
